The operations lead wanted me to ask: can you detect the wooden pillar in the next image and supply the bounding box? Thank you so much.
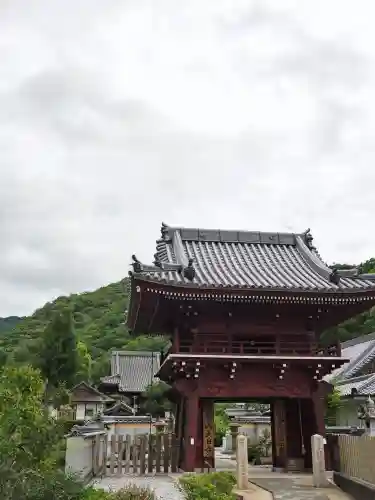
[273,399,287,470]
[201,399,215,469]
[183,393,199,472]
[270,402,277,469]
[301,398,314,470]
[301,389,326,472]
[285,398,305,471]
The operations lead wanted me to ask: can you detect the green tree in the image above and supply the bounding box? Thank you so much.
[76,340,92,383]
[325,387,342,426]
[0,364,85,499]
[141,381,173,418]
[39,310,79,393]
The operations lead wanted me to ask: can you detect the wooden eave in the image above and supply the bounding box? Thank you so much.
[157,352,348,382]
[127,276,375,333]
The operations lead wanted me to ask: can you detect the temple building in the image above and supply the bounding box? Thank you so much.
[127,223,375,472]
[98,350,160,412]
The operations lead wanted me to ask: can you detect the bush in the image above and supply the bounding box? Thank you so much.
[179,471,236,500]
[82,485,157,500]
[247,444,262,465]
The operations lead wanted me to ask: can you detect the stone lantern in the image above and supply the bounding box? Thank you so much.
[358,396,375,436]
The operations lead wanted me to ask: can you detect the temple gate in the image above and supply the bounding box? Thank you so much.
[127,223,375,472]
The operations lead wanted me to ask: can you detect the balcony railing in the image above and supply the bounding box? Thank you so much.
[173,339,340,357]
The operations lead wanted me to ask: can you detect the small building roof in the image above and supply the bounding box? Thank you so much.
[103,400,135,416]
[100,351,161,393]
[71,381,113,403]
[336,373,375,397]
[325,332,375,383]
[129,223,375,293]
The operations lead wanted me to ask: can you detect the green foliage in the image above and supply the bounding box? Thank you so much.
[0,364,86,500]
[82,485,157,500]
[179,472,236,500]
[0,280,169,384]
[39,310,79,390]
[247,443,262,464]
[0,316,22,334]
[141,381,173,418]
[214,403,230,446]
[325,387,342,425]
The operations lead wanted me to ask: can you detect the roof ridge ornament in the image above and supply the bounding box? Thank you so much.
[302,228,315,250]
[161,222,169,240]
[131,254,142,273]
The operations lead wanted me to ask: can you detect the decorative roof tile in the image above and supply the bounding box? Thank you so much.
[130,224,375,293]
[100,351,160,393]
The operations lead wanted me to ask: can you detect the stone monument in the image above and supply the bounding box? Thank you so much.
[311,434,329,488]
[236,434,249,490]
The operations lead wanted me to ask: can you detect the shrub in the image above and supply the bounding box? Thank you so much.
[179,471,236,500]
[82,485,157,500]
[247,444,262,465]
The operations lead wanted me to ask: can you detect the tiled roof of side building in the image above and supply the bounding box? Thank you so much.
[336,373,375,396]
[129,223,375,292]
[325,332,375,383]
[100,351,160,393]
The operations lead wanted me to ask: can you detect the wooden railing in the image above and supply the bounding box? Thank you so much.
[175,339,340,357]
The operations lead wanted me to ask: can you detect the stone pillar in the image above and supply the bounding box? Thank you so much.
[222,429,232,454]
[311,434,329,488]
[236,434,249,490]
[183,393,199,472]
[229,422,241,458]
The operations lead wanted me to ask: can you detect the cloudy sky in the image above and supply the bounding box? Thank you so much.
[1,0,375,316]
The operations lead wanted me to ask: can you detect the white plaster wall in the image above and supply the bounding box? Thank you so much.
[65,436,94,480]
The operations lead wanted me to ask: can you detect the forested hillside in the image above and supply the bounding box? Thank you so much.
[0,279,168,382]
[0,316,22,334]
[0,257,374,381]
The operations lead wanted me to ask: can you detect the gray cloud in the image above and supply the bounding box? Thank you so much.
[1,0,375,315]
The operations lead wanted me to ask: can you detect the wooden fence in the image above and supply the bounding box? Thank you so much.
[336,434,375,485]
[93,433,180,476]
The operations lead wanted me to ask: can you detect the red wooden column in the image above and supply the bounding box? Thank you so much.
[201,399,215,469]
[301,386,326,471]
[183,392,199,472]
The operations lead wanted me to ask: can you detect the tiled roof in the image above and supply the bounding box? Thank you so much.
[336,374,375,396]
[325,333,375,382]
[103,401,135,416]
[100,351,160,393]
[129,224,375,293]
[71,381,113,403]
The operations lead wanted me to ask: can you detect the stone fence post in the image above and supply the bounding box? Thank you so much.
[236,433,249,490]
[311,434,329,488]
